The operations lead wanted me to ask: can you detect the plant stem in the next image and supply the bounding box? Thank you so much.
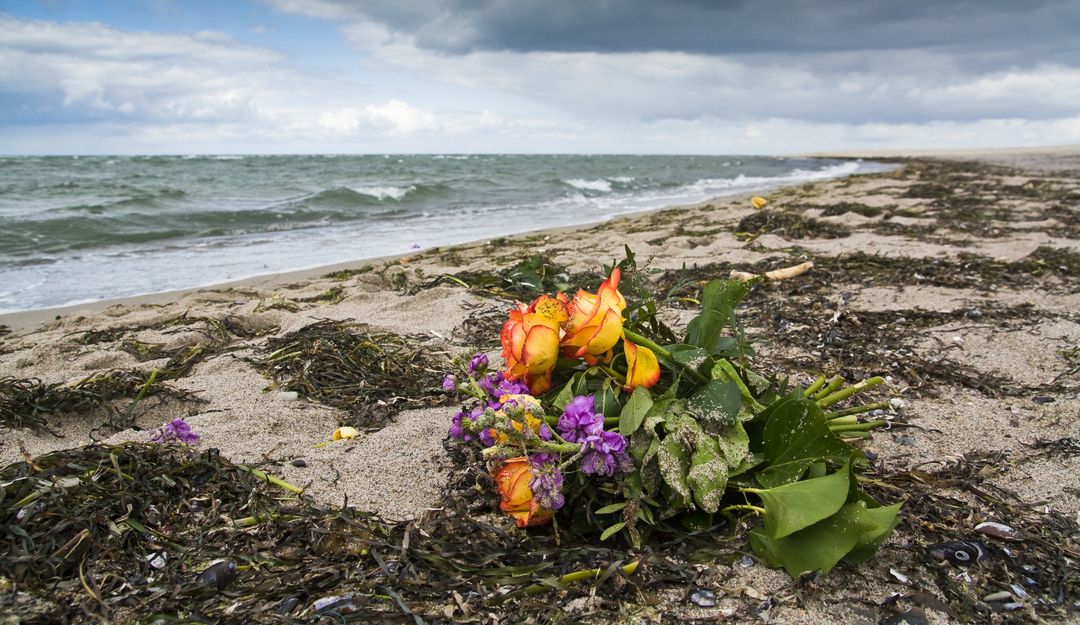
[813,376,845,400]
[721,504,767,515]
[235,464,304,494]
[828,419,887,433]
[520,560,640,596]
[804,374,827,397]
[825,401,888,419]
[816,377,885,408]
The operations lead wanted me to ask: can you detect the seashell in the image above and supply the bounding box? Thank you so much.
[197,559,238,590]
[276,596,301,615]
[313,594,357,613]
[145,551,167,570]
[927,540,984,565]
[332,426,359,441]
[983,590,1013,602]
[975,521,1021,541]
[690,588,717,607]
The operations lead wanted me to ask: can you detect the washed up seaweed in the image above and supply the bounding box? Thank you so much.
[0,442,666,625]
[0,369,204,434]
[861,451,1080,624]
[255,320,451,430]
[412,254,600,301]
[736,210,851,240]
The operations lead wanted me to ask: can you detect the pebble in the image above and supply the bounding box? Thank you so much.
[276,391,299,401]
[277,596,300,615]
[896,434,916,447]
[889,398,906,410]
[290,458,308,467]
[690,588,717,608]
[736,555,755,568]
[1032,396,1055,404]
[196,559,238,591]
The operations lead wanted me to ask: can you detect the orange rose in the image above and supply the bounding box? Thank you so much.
[623,339,660,391]
[561,268,627,363]
[500,293,568,394]
[491,457,554,527]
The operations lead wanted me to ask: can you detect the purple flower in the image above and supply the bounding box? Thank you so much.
[528,453,565,510]
[442,374,458,392]
[580,430,631,476]
[556,395,630,477]
[467,353,489,376]
[149,418,199,445]
[557,395,604,443]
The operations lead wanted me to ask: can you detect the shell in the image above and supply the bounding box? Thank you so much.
[974,521,1021,541]
[197,559,238,590]
[927,540,984,565]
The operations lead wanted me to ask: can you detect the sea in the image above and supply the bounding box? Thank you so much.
[0,154,891,313]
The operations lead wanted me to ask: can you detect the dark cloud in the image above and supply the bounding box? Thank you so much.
[308,0,1080,64]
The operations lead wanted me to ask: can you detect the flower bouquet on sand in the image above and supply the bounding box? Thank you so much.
[446,254,900,577]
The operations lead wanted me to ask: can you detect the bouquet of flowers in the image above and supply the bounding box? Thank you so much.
[445,255,900,577]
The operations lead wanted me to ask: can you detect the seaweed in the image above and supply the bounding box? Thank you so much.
[736,210,851,240]
[322,265,374,281]
[412,254,601,301]
[0,442,662,624]
[297,286,347,305]
[862,451,1080,624]
[255,320,451,430]
[816,202,886,218]
[0,370,203,434]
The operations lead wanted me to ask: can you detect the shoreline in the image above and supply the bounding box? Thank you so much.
[0,162,893,331]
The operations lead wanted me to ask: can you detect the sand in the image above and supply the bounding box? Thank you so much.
[1,148,1077,624]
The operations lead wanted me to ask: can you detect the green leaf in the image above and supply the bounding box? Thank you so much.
[757,399,856,488]
[685,279,751,353]
[595,379,620,418]
[687,435,728,513]
[754,462,851,540]
[664,344,714,379]
[551,373,582,411]
[595,503,627,515]
[843,502,902,564]
[619,386,654,436]
[716,420,751,469]
[687,379,741,426]
[749,501,890,577]
[600,521,626,541]
[657,435,692,509]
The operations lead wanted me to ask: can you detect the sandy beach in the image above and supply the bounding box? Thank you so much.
[1,148,1077,624]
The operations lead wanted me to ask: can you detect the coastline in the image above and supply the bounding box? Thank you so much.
[0,164,881,331]
[1,148,1077,624]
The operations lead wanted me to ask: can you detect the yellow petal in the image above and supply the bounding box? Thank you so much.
[751,196,768,209]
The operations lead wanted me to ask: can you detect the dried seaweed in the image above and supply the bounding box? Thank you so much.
[736,210,851,240]
[255,320,451,430]
[0,370,203,434]
[0,442,662,624]
[861,451,1080,624]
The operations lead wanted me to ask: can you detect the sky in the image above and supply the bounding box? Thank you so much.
[1,0,1079,154]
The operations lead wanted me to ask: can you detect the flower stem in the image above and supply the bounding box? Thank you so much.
[825,401,888,419]
[721,504,767,515]
[520,560,640,596]
[828,419,887,433]
[235,464,304,494]
[804,374,827,397]
[816,377,885,408]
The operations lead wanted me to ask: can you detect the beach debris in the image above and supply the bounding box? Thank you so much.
[256,320,450,431]
[974,521,1021,541]
[889,567,911,584]
[729,261,814,283]
[751,196,768,209]
[197,559,238,591]
[927,540,984,565]
[145,551,167,570]
[881,607,930,625]
[275,391,299,401]
[332,426,359,441]
[736,210,851,240]
[313,594,359,614]
[689,588,717,607]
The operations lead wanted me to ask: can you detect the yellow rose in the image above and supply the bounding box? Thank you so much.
[500,293,568,394]
[561,268,627,363]
[491,457,554,528]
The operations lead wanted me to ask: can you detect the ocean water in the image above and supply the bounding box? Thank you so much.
[0,154,890,313]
